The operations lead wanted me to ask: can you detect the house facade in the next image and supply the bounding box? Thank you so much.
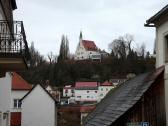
[145,4,168,126]
[63,85,75,97]
[10,72,32,126]
[74,32,101,61]
[21,84,57,126]
[74,82,99,102]
[98,81,115,101]
[0,73,12,126]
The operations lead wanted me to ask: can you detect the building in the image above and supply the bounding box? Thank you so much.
[83,4,168,126]
[0,0,29,76]
[63,85,75,97]
[10,72,32,126]
[0,1,29,124]
[0,73,12,126]
[58,104,96,126]
[21,84,57,126]
[98,81,115,101]
[75,82,99,102]
[84,67,165,126]
[145,4,168,126]
[110,78,126,86]
[74,32,101,61]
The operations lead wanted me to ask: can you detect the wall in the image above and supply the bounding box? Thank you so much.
[75,89,98,101]
[21,85,56,126]
[11,90,29,112]
[0,72,12,126]
[155,19,168,126]
[156,21,168,68]
[98,86,114,101]
[63,88,74,97]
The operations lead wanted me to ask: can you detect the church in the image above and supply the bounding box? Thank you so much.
[74,32,107,61]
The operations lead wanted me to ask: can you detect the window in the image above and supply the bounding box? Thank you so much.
[14,99,21,108]
[95,91,97,93]
[87,96,90,98]
[106,88,108,91]
[71,89,74,93]
[77,96,81,98]
[65,89,68,93]
[165,35,168,62]
[101,88,103,91]
[87,91,89,93]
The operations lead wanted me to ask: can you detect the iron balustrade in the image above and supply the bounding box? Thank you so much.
[0,20,30,61]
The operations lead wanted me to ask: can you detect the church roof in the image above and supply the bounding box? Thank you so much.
[82,40,98,51]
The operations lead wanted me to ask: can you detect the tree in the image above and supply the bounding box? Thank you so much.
[58,35,70,62]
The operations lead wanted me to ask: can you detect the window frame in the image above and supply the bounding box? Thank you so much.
[13,99,21,109]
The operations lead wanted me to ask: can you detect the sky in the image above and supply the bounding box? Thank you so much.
[14,0,167,56]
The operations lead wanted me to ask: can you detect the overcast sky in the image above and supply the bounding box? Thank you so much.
[14,0,167,56]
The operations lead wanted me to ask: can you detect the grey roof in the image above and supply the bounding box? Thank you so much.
[84,67,164,126]
[145,4,168,26]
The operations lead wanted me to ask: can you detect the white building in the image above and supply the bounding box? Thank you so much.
[74,32,101,61]
[98,81,115,101]
[63,85,75,97]
[10,72,32,126]
[74,82,99,102]
[21,84,57,126]
[145,4,168,126]
[0,73,12,126]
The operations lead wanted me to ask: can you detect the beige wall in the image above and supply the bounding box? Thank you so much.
[155,19,168,126]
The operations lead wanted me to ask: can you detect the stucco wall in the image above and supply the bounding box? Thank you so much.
[155,19,168,126]
[0,72,11,126]
[11,90,29,112]
[63,88,74,97]
[75,89,98,101]
[156,21,168,68]
[21,85,56,126]
[98,86,114,100]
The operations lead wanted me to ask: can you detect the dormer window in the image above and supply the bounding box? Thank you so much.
[165,35,168,63]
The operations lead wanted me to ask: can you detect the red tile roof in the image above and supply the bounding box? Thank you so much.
[12,72,32,90]
[82,40,98,51]
[100,81,113,86]
[80,105,96,113]
[75,82,98,88]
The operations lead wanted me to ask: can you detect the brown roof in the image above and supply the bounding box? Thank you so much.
[12,72,32,90]
[82,40,98,51]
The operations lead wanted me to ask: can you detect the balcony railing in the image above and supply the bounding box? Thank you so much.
[0,20,30,61]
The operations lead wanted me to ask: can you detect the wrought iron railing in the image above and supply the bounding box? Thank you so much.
[0,20,30,61]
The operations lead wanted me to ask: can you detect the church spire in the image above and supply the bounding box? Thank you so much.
[79,31,83,40]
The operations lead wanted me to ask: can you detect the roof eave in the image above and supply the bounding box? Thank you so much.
[145,4,168,27]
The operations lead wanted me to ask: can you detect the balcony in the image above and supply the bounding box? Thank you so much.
[0,20,30,73]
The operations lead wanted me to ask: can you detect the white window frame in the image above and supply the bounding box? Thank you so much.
[13,99,21,109]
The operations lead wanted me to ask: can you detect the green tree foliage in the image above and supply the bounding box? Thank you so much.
[58,35,70,62]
